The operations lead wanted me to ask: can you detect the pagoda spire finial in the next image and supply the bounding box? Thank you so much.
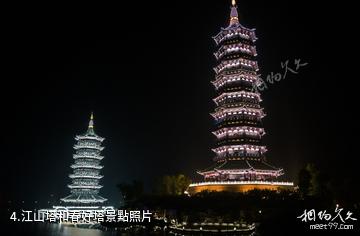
[88,112,94,129]
[86,112,96,135]
[229,0,239,26]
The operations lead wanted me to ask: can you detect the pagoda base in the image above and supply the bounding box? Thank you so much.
[187,181,294,195]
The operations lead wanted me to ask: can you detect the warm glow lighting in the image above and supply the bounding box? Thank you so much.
[60,114,108,204]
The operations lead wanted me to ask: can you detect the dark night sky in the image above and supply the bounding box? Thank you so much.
[1,1,358,207]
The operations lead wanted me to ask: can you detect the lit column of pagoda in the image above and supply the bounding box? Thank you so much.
[61,113,107,205]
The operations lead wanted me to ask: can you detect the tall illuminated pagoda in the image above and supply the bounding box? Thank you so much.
[60,113,108,206]
[188,0,293,194]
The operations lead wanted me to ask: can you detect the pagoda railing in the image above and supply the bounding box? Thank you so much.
[189,181,294,187]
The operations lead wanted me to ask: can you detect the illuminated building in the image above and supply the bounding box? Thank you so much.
[188,0,293,194]
[60,113,108,205]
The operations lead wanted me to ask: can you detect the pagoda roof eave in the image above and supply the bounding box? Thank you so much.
[197,161,227,175]
[69,174,103,179]
[212,25,257,45]
[212,24,256,39]
[67,184,103,189]
[73,145,104,150]
[70,164,103,169]
[197,160,283,176]
[212,144,267,152]
[75,134,104,141]
[189,181,294,188]
[73,154,104,159]
[61,194,107,203]
[213,91,261,102]
[222,23,256,31]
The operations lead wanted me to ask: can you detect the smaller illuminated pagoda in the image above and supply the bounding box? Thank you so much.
[60,113,108,205]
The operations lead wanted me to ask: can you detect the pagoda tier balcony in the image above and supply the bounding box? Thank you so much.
[75,135,104,142]
[60,196,107,203]
[72,159,100,165]
[214,43,257,60]
[73,154,104,160]
[213,126,265,139]
[73,171,100,177]
[216,169,282,176]
[71,164,103,170]
[77,140,102,147]
[212,144,267,155]
[216,69,257,78]
[214,58,258,74]
[214,153,264,162]
[215,69,257,80]
[213,91,261,105]
[216,137,262,147]
[213,151,263,160]
[75,150,101,155]
[189,181,292,188]
[70,188,99,194]
[213,71,258,87]
[216,85,256,95]
[71,179,99,186]
[73,169,100,173]
[69,174,103,179]
[215,119,262,130]
[73,159,100,166]
[68,184,102,189]
[215,102,260,111]
[201,170,283,180]
[73,144,104,151]
[211,107,264,121]
[213,26,257,45]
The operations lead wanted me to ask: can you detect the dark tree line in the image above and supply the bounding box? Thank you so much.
[297,162,359,208]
